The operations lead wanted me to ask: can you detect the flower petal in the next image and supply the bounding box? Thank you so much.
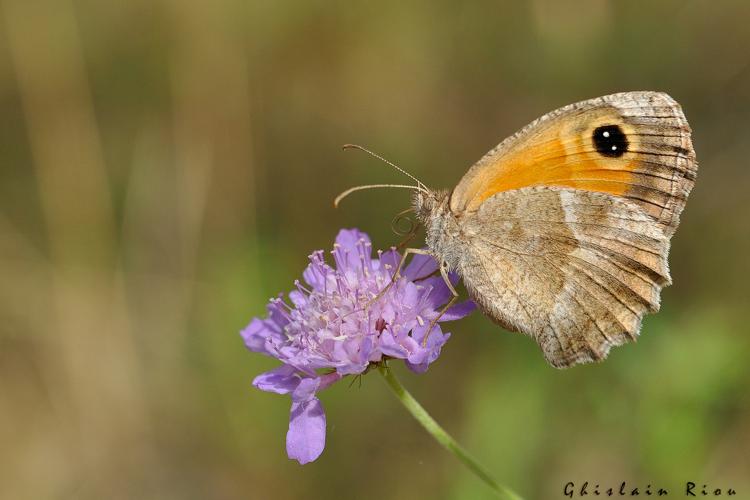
[399,281,420,309]
[334,228,370,253]
[379,330,409,359]
[302,252,331,291]
[333,229,372,270]
[241,318,276,355]
[287,398,327,464]
[290,372,342,402]
[336,336,373,375]
[379,248,401,276]
[289,290,308,308]
[440,300,477,321]
[403,253,438,280]
[419,276,451,308]
[406,324,451,373]
[291,376,321,402]
[252,365,300,394]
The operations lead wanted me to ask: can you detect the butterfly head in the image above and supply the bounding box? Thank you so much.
[413,188,449,224]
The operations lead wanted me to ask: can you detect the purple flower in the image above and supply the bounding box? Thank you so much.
[241,228,475,464]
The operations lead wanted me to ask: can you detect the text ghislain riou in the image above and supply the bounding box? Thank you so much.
[564,482,737,497]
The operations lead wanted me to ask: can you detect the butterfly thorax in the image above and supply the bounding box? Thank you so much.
[413,189,464,271]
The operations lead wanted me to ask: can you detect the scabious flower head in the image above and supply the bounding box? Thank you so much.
[242,228,475,464]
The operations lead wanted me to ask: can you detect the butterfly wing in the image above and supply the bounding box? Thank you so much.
[450,91,696,236]
[447,92,696,367]
[457,187,670,367]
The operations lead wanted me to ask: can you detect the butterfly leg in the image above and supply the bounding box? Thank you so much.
[363,247,433,310]
[422,262,459,347]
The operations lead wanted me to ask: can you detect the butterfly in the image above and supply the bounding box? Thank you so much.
[337,91,697,368]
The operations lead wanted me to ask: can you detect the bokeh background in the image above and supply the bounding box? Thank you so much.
[1,1,749,498]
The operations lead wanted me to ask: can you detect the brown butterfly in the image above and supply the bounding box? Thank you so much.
[337,91,697,368]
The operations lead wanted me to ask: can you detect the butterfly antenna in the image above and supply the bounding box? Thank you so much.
[342,144,426,189]
[334,184,428,208]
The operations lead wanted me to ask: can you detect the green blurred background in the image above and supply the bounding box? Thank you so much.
[1,1,749,498]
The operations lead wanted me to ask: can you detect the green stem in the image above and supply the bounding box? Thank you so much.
[378,363,523,500]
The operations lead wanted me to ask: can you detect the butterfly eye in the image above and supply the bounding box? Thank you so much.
[593,124,628,158]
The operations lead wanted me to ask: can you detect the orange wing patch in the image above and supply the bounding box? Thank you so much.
[472,133,634,208]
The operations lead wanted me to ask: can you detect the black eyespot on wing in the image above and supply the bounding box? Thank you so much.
[593,125,628,158]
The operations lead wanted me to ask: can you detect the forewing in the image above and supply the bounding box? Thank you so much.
[450,91,696,236]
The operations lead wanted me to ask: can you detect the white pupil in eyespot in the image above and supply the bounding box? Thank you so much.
[593,124,628,157]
